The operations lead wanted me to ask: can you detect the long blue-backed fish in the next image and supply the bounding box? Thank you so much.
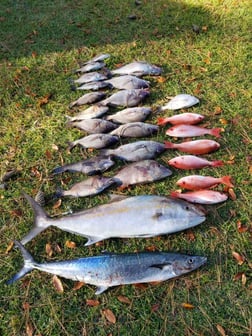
[7,241,207,294]
[19,193,206,246]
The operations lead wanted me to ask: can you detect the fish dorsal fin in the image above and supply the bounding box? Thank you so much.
[95,285,109,295]
[84,236,104,246]
[108,194,129,203]
[149,263,172,270]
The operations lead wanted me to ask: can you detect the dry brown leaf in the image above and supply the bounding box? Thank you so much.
[45,149,52,160]
[157,76,166,83]
[117,295,131,305]
[102,309,116,324]
[249,166,252,175]
[237,220,248,233]
[11,209,23,218]
[22,302,30,311]
[214,106,223,115]
[145,245,158,252]
[31,167,42,180]
[45,243,53,257]
[73,281,85,291]
[219,118,228,125]
[53,199,62,209]
[5,241,14,254]
[86,299,100,306]
[241,273,247,286]
[37,94,52,107]
[181,303,195,309]
[216,324,226,336]
[52,275,64,293]
[26,321,34,336]
[65,240,76,249]
[204,58,211,65]
[133,283,148,290]
[232,251,245,265]
[151,303,160,312]
[31,51,37,58]
[202,26,208,31]
[233,272,244,281]
[186,230,196,241]
[228,188,236,201]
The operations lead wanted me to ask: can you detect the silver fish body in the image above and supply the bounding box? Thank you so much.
[68,134,119,150]
[84,53,111,64]
[113,160,172,187]
[67,118,118,134]
[67,105,109,121]
[52,156,114,175]
[69,92,106,108]
[74,72,109,85]
[101,140,166,162]
[160,94,199,111]
[106,107,152,124]
[110,122,158,138]
[104,75,150,90]
[56,176,115,198]
[7,241,207,294]
[19,193,206,246]
[75,61,105,73]
[111,61,162,76]
[77,81,112,91]
[100,89,150,107]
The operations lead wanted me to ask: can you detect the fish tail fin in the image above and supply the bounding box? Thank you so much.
[51,166,66,175]
[6,241,36,284]
[157,117,167,125]
[211,127,223,138]
[20,193,51,245]
[67,140,77,151]
[212,160,224,167]
[54,187,64,198]
[164,141,175,149]
[221,175,234,188]
[170,191,180,198]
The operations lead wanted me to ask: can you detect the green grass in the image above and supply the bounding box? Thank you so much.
[0,0,251,335]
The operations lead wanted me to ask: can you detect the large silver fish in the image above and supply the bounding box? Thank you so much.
[110,122,158,138]
[68,134,119,151]
[111,61,162,76]
[69,92,106,108]
[74,72,109,85]
[77,81,112,91]
[160,94,199,111]
[113,160,172,188]
[52,156,115,175]
[100,89,150,107]
[67,118,118,134]
[106,107,152,124]
[84,53,111,64]
[19,193,206,246]
[104,75,150,90]
[101,140,166,162]
[67,105,109,121]
[7,241,207,294]
[55,176,115,198]
[75,61,106,73]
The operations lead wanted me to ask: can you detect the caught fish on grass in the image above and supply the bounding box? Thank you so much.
[106,107,152,124]
[101,141,166,162]
[67,118,118,134]
[7,241,207,295]
[76,81,112,91]
[157,113,204,126]
[55,176,115,198]
[100,89,150,107]
[73,71,110,85]
[176,175,234,190]
[19,193,206,246]
[68,134,119,151]
[52,156,115,175]
[159,94,199,111]
[75,61,106,73]
[112,160,172,188]
[164,139,220,155]
[83,53,111,65]
[104,75,150,90]
[110,122,158,138]
[170,190,228,204]
[69,92,106,108]
[168,155,223,170]
[67,105,109,121]
[111,61,162,76]
[166,124,223,138]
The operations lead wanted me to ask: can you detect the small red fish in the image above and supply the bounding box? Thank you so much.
[164,140,220,155]
[157,113,204,126]
[166,124,223,138]
[176,175,234,190]
[170,190,228,204]
[168,155,223,170]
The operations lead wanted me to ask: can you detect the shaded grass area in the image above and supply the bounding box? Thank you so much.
[0,0,251,335]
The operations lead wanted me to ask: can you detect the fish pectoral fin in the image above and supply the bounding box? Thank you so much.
[149,263,172,270]
[108,193,129,203]
[85,236,104,246]
[95,285,109,295]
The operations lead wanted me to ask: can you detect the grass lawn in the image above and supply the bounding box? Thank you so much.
[0,0,251,335]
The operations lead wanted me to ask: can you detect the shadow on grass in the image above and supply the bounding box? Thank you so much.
[0,0,221,60]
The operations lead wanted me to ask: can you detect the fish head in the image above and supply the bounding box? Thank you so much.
[138,88,150,100]
[172,255,207,276]
[148,64,162,76]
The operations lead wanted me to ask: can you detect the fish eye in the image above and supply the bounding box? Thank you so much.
[185,206,190,211]
[187,258,194,264]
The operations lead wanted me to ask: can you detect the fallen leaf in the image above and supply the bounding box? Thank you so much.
[232,251,245,265]
[5,241,14,254]
[37,93,52,107]
[11,209,23,218]
[233,272,244,281]
[31,167,42,180]
[241,273,247,286]
[52,275,64,293]
[65,240,76,249]
[31,51,37,58]
[52,144,59,151]
[22,302,30,311]
[202,26,208,31]
[185,230,196,241]
[157,76,166,83]
[53,199,62,209]
[216,324,226,336]
[86,299,100,306]
[151,303,160,312]
[26,321,34,336]
[145,245,158,252]
[228,188,236,200]
[45,149,52,160]
[117,295,131,305]
[237,220,248,233]
[204,58,211,65]
[72,281,85,291]
[219,118,228,125]
[133,283,148,290]
[102,309,116,324]
[181,302,195,309]
[45,243,53,257]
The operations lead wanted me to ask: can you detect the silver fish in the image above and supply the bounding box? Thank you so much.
[101,140,166,162]
[100,89,150,107]
[84,53,111,64]
[67,118,118,134]
[111,61,162,76]
[104,75,150,90]
[74,72,109,85]
[75,61,105,73]
[19,193,206,246]
[7,241,207,294]
[110,122,158,138]
[160,94,199,111]
[67,105,109,121]
[77,81,112,91]
[68,134,119,151]
[55,176,115,198]
[69,92,106,108]
[106,107,152,124]
[52,156,114,175]
[113,160,172,188]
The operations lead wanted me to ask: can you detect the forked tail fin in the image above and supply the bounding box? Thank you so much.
[157,117,167,126]
[210,127,223,138]
[6,241,36,284]
[221,176,234,188]
[20,193,51,245]
[212,160,224,167]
